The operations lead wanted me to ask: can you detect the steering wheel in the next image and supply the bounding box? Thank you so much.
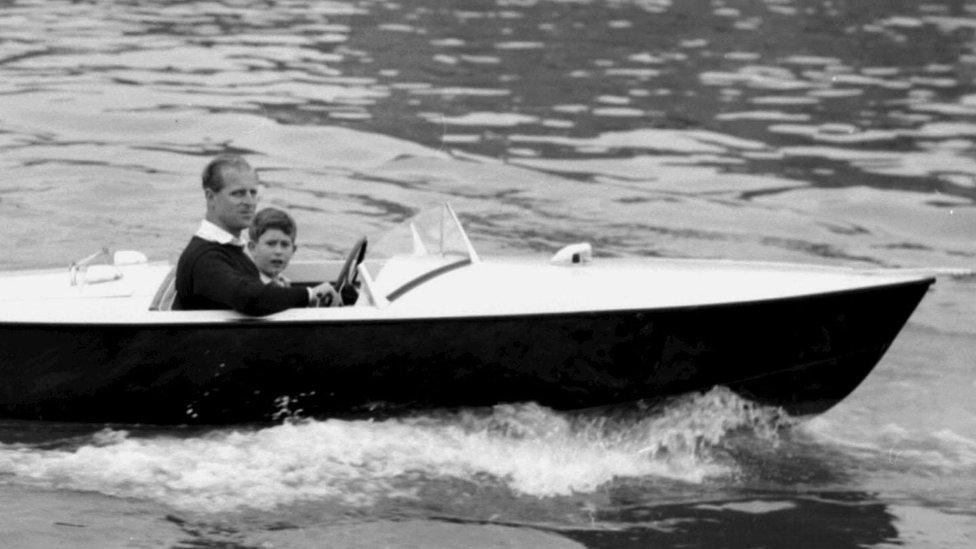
[333,237,367,305]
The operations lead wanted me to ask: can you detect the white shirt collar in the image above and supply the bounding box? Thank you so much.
[258,271,290,286]
[196,220,245,247]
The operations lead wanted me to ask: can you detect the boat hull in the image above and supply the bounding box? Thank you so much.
[0,278,932,424]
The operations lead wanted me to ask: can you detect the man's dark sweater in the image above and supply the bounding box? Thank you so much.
[175,236,308,315]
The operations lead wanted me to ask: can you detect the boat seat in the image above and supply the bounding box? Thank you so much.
[148,266,178,311]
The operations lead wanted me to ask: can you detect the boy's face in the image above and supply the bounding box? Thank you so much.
[248,228,295,277]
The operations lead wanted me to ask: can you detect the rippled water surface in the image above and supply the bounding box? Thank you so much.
[1,0,975,547]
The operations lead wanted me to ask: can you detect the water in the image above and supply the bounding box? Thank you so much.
[1,0,974,546]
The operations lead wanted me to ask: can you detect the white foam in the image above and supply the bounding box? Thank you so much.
[0,389,787,512]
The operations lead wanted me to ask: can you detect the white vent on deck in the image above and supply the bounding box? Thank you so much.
[114,250,148,266]
[550,242,592,265]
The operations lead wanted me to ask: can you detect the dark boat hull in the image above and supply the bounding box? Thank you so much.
[0,278,933,424]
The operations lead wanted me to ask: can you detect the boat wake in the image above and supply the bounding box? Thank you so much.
[0,388,792,512]
[801,415,976,473]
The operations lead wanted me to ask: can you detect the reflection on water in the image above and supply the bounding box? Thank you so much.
[1,386,975,546]
[553,492,900,549]
[1,0,973,272]
[0,393,903,548]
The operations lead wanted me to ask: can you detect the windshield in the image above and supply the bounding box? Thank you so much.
[363,203,479,302]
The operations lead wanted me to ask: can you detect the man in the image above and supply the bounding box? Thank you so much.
[174,155,340,315]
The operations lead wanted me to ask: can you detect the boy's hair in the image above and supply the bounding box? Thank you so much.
[249,207,297,243]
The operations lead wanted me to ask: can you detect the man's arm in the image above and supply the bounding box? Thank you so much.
[192,250,309,316]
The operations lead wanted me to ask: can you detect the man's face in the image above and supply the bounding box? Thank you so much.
[248,228,296,277]
[206,167,259,233]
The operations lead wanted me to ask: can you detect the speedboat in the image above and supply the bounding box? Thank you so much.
[0,205,933,424]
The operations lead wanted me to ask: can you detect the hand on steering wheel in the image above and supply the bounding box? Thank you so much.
[332,237,367,306]
[311,284,342,307]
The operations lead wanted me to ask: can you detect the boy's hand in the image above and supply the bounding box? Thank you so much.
[310,281,342,307]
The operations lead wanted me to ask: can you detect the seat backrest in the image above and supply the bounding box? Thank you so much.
[148,267,178,311]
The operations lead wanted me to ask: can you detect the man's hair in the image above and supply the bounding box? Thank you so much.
[249,207,297,243]
[202,154,253,192]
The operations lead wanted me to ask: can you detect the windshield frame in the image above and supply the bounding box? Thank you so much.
[359,203,479,306]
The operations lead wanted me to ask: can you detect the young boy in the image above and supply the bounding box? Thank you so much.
[247,207,298,287]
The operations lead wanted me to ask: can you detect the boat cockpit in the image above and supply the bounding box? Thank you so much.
[68,204,483,314]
